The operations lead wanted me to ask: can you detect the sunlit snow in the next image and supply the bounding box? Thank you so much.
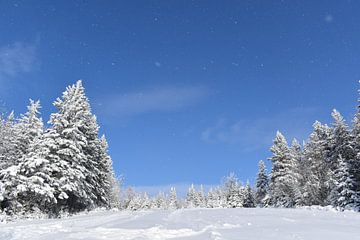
[1,208,359,240]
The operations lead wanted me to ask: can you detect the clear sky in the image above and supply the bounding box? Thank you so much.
[1,1,360,191]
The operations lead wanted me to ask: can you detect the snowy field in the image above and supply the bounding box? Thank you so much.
[1,208,359,240]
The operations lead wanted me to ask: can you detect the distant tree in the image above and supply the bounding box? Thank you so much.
[207,187,226,208]
[186,184,197,208]
[154,191,167,209]
[168,187,178,209]
[255,160,268,207]
[243,182,255,208]
[223,173,244,208]
[197,185,206,208]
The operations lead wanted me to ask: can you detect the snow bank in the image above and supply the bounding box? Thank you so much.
[1,208,359,239]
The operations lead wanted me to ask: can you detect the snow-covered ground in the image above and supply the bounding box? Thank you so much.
[1,208,359,240]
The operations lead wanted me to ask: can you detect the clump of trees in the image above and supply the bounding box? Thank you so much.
[120,174,256,211]
[263,91,360,211]
[0,81,120,216]
[120,84,360,212]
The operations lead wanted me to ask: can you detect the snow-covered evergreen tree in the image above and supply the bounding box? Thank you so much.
[328,110,357,205]
[197,185,206,208]
[207,187,227,208]
[0,102,45,214]
[269,131,298,207]
[0,112,22,170]
[243,182,255,208]
[15,100,44,157]
[186,184,198,208]
[223,173,244,208]
[330,155,358,210]
[352,83,360,197]
[154,191,167,209]
[289,139,303,205]
[1,81,119,215]
[127,191,143,211]
[141,193,151,209]
[168,187,178,209]
[255,160,268,207]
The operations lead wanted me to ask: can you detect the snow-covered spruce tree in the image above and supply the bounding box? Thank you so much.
[123,187,136,209]
[168,187,178,209]
[0,112,22,170]
[351,87,360,202]
[268,131,298,207]
[289,139,303,205]
[330,155,358,210]
[186,184,198,208]
[0,101,45,214]
[154,191,167,209]
[223,173,244,208]
[243,182,255,208]
[127,191,143,211]
[15,100,44,158]
[141,192,151,209]
[97,135,121,209]
[298,122,332,206]
[197,185,206,208]
[206,188,217,208]
[328,110,358,207]
[1,132,59,214]
[48,80,117,212]
[255,160,268,207]
[207,187,226,208]
[3,81,118,215]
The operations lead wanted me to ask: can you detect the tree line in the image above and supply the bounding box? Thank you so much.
[1,81,359,217]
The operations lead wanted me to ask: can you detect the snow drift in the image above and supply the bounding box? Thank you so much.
[1,208,359,240]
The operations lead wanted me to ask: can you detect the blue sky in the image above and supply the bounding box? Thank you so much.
[1,1,360,190]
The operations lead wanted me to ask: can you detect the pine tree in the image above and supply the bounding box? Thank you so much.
[289,139,302,205]
[328,110,357,205]
[197,185,206,208]
[207,187,226,208]
[2,81,119,215]
[269,131,297,207]
[243,182,255,208]
[168,187,178,209]
[154,191,167,209]
[0,102,45,214]
[0,112,22,170]
[186,184,197,208]
[127,191,143,211]
[223,173,244,208]
[330,155,358,210]
[141,192,151,209]
[15,100,44,157]
[352,83,360,197]
[255,160,268,207]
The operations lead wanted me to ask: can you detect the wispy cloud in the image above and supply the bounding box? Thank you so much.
[201,107,320,151]
[98,86,209,118]
[0,42,39,83]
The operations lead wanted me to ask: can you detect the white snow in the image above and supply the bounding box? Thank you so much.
[1,208,359,240]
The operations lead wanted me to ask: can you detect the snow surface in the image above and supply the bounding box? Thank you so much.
[1,208,360,240]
